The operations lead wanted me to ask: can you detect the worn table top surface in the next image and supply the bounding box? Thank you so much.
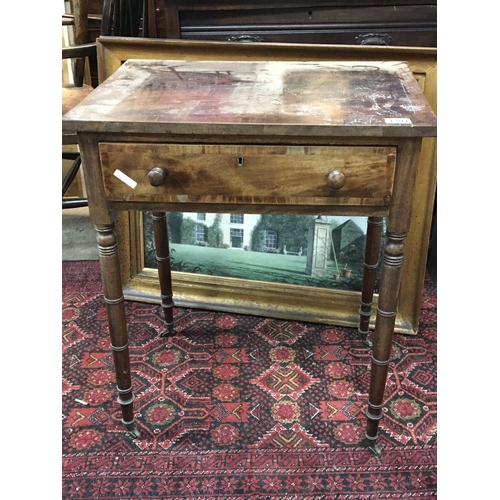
[62,59,437,137]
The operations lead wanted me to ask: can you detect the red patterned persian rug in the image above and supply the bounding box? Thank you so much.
[62,261,437,499]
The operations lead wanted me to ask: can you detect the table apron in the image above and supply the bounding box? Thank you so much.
[99,143,397,211]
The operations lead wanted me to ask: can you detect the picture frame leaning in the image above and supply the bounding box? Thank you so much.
[96,36,437,335]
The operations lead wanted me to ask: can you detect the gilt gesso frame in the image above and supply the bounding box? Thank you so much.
[96,37,437,334]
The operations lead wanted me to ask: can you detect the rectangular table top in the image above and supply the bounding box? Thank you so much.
[62,59,437,138]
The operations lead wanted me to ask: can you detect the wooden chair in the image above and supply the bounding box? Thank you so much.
[62,1,98,209]
[101,0,157,37]
[63,1,155,208]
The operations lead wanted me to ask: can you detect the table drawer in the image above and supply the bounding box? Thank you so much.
[180,5,437,27]
[182,29,437,48]
[179,5,437,47]
[99,143,396,207]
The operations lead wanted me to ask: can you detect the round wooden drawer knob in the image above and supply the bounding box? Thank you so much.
[148,167,168,186]
[327,170,346,190]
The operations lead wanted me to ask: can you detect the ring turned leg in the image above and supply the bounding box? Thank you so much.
[95,223,140,438]
[365,231,407,458]
[152,212,175,337]
[358,216,383,348]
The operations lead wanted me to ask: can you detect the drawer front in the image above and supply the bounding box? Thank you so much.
[177,5,437,47]
[182,29,437,48]
[180,5,437,27]
[99,144,396,207]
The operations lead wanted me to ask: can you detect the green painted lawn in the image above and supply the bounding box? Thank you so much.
[169,243,363,290]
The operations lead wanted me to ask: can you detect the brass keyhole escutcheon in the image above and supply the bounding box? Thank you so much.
[237,156,244,167]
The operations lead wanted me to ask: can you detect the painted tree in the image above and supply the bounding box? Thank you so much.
[180,217,197,245]
[167,212,183,243]
[207,214,224,248]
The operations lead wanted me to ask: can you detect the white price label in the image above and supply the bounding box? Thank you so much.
[113,169,137,189]
[385,118,412,125]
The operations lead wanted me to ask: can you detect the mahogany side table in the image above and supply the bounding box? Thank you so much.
[63,59,437,457]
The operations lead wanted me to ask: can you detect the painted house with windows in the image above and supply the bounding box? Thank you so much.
[184,212,262,249]
[182,213,367,252]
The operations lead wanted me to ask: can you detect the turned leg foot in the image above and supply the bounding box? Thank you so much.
[160,323,175,338]
[365,434,382,459]
[358,333,373,348]
[124,419,141,439]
